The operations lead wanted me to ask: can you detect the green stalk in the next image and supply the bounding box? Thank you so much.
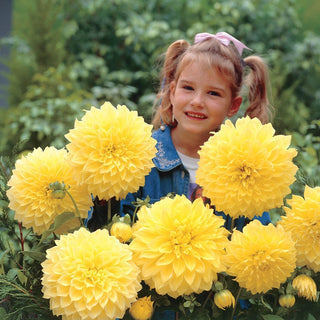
[65,189,84,227]
[230,287,242,320]
[132,205,139,227]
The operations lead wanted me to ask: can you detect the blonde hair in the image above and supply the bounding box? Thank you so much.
[152,36,273,129]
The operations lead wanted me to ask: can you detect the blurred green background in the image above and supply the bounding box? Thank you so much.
[0,0,319,191]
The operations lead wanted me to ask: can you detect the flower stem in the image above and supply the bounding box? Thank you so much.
[230,218,235,231]
[18,222,25,252]
[107,199,112,222]
[202,290,213,309]
[230,287,242,320]
[0,160,9,181]
[65,189,84,227]
[132,206,139,226]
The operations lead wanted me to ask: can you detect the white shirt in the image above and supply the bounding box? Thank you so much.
[177,151,199,184]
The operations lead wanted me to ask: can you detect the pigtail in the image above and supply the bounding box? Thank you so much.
[152,40,189,129]
[243,56,273,124]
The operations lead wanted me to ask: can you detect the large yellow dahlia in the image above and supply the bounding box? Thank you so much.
[41,228,141,320]
[65,102,157,200]
[6,147,92,235]
[196,117,298,219]
[225,220,296,294]
[278,185,320,272]
[129,195,229,298]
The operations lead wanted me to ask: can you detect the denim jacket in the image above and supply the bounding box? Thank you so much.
[120,125,271,230]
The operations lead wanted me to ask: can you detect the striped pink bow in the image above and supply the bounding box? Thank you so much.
[194,32,251,56]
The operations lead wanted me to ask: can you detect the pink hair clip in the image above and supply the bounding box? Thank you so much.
[194,32,251,56]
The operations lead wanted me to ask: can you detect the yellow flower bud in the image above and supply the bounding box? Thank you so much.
[129,296,154,320]
[214,289,235,310]
[279,294,295,308]
[110,222,133,243]
[292,274,318,302]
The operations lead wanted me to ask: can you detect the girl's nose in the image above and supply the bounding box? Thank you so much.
[191,91,205,107]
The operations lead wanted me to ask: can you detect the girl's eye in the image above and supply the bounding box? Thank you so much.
[208,91,220,96]
[183,85,193,91]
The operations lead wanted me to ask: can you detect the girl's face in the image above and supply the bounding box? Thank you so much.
[170,60,242,140]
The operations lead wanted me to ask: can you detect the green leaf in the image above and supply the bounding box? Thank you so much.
[6,267,28,285]
[307,314,317,320]
[261,295,273,312]
[0,200,8,207]
[190,308,211,320]
[22,250,46,262]
[262,315,285,320]
[0,248,10,261]
[39,211,77,243]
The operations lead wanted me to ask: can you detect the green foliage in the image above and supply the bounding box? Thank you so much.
[290,120,320,194]
[1,0,320,152]
[0,65,94,154]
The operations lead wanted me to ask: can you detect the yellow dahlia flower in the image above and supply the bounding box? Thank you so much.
[278,294,295,308]
[110,222,133,243]
[7,147,92,235]
[129,296,154,320]
[225,220,296,294]
[65,101,157,200]
[41,228,141,320]
[214,289,235,310]
[278,186,320,272]
[292,274,318,302]
[196,117,298,219]
[129,195,229,298]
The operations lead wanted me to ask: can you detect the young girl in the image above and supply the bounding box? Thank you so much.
[88,31,273,320]
[119,31,271,230]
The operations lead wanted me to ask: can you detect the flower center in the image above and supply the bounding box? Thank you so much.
[233,162,258,187]
[85,267,108,287]
[251,250,271,271]
[170,226,192,258]
[105,143,126,159]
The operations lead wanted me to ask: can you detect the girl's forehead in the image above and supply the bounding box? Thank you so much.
[178,57,220,77]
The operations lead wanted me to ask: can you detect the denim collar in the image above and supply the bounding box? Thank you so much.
[152,125,182,171]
